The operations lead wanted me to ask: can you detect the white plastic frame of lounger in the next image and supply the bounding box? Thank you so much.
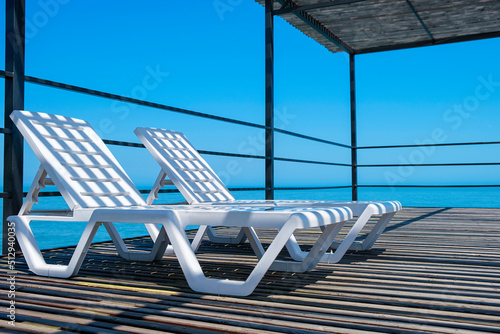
[9,110,169,268]
[90,204,352,296]
[134,126,402,258]
[8,110,354,296]
[11,202,353,296]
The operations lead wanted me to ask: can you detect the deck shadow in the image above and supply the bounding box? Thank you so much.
[383,207,451,233]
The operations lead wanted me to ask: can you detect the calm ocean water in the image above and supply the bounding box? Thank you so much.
[2,187,499,251]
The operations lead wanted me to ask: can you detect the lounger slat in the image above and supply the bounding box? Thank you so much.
[176,167,207,172]
[149,134,183,141]
[172,157,197,161]
[51,148,103,156]
[158,145,190,151]
[193,190,223,194]
[42,135,93,143]
[185,178,215,183]
[31,120,86,131]
[80,192,130,197]
[70,177,121,183]
[61,162,112,169]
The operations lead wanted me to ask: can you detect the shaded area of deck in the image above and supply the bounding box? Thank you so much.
[1,207,499,333]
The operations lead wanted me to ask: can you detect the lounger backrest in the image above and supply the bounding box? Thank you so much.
[12,110,146,209]
[135,127,235,203]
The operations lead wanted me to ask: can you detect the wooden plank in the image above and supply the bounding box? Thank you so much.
[2,207,500,333]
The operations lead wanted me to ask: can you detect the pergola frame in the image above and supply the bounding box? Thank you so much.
[2,0,500,254]
[265,0,360,200]
[3,0,24,254]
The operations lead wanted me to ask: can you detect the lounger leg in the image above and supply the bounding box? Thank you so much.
[104,223,170,261]
[283,223,345,262]
[164,215,307,296]
[193,225,265,258]
[320,205,383,262]
[145,222,208,255]
[205,226,247,244]
[269,223,346,272]
[243,227,265,259]
[329,211,396,251]
[145,223,161,242]
[284,214,368,265]
[12,216,100,278]
[282,207,390,264]
[357,212,395,250]
[188,225,209,253]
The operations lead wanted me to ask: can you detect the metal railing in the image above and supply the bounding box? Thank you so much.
[1,72,499,198]
[357,141,500,188]
[0,72,353,203]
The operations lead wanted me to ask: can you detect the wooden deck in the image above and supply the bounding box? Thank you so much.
[1,207,500,333]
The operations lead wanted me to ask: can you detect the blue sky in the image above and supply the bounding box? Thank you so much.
[1,0,500,191]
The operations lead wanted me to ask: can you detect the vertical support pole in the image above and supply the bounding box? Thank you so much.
[350,53,357,201]
[3,0,25,255]
[265,0,274,200]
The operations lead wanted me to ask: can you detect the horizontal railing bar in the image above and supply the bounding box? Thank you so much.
[275,128,351,148]
[0,70,14,78]
[28,189,183,197]
[103,138,266,159]
[25,76,267,130]
[358,162,500,167]
[29,188,267,197]
[103,138,350,165]
[103,139,144,148]
[31,191,61,197]
[358,141,500,149]
[26,75,352,149]
[139,189,177,194]
[139,187,268,194]
[21,183,500,199]
[24,186,353,199]
[106,138,500,152]
[358,185,500,188]
[30,188,270,197]
[276,185,352,190]
[198,150,265,160]
[0,128,13,134]
[276,157,351,167]
[0,192,11,198]
[230,187,266,191]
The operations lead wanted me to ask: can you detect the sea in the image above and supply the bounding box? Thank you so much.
[2,187,499,251]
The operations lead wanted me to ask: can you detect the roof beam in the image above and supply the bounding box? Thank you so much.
[357,30,500,54]
[274,0,369,15]
[275,0,354,54]
[405,0,434,41]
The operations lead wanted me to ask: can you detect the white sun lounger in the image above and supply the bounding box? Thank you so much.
[8,110,353,296]
[134,127,401,262]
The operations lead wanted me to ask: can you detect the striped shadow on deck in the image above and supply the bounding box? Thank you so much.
[1,207,499,333]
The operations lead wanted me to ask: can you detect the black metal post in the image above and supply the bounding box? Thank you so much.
[350,53,357,201]
[265,0,274,200]
[3,0,25,255]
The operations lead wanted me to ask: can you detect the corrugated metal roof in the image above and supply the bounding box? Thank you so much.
[255,0,500,54]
